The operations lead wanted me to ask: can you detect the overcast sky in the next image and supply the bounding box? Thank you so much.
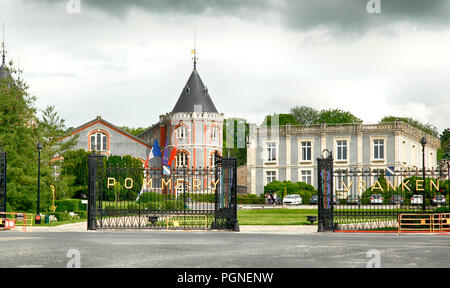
[1,0,449,133]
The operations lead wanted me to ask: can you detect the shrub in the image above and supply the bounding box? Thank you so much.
[75,210,87,219]
[237,194,265,204]
[45,212,71,221]
[55,199,82,212]
[264,180,317,203]
[298,190,312,204]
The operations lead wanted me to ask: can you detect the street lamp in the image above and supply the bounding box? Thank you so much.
[35,142,42,224]
[420,137,427,211]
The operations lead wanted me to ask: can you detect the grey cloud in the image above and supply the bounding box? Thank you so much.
[36,0,272,18]
[31,0,450,34]
[282,0,450,34]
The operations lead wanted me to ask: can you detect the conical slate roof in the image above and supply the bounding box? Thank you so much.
[172,69,218,113]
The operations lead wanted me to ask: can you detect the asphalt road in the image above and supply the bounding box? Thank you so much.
[0,230,449,268]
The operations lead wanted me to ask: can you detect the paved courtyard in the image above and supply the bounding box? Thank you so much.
[0,222,449,268]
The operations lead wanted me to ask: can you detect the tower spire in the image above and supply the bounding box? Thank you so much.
[191,30,197,70]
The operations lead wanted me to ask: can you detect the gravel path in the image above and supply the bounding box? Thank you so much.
[27,221,317,234]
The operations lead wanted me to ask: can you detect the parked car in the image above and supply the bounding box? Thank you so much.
[432,195,446,206]
[307,194,337,205]
[411,195,423,205]
[347,194,360,205]
[390,195,404,205]
[370,194,383,205]
[309,194,318,205]
[283,194,302,205]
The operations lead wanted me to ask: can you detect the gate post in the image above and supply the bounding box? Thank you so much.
[0,151,6,213]
[226,157,239,232]
[317,150,334,232]
[211,154,239,231]
[88,154,104,230]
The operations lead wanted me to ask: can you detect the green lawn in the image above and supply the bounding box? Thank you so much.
[238,208,318,225]
[32,219,87,227]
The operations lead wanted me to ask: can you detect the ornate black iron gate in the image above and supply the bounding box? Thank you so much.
[0,151,6,213]
[317,151,450,232]
[87,154,239,231]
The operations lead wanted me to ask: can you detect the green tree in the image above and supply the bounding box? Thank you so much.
[0,62,39,211]
[288,106,361,125]
[437,128,450,162]
[36,105,78,205]
[316,108,362,124]
[0,62,76,211]
[290,105,319,125]
[262,113,299,126]
[380,116,439,137]
[119,126,149,136]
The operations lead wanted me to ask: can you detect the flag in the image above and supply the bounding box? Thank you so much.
[162,146,170,166]
[168,145,177,166]
[163,165,171,176]
[144,139,161,169]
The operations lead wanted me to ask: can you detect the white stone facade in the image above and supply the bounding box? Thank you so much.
[247,121,440,196]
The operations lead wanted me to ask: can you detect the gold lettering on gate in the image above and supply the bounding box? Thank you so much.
[430,179,439,192]
[401,179,411,192]
[193,179,201,191]
[162,178,172,189]
[416,180,424,191]
[210,179,220,191]
[142,178,153,190]
[107,177,116,189]
[371,181,383,192]
[124,178,133,189]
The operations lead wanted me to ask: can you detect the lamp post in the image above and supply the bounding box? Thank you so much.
[420,137,427,211]
[35,142,42,224]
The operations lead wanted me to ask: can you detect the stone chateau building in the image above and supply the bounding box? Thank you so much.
[246,121,441,196]
[66,60,224,169]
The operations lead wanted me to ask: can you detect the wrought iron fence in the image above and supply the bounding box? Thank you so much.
[318,153,450,231]
[87,154,238,231]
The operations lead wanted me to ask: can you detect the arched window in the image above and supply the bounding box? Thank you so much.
[90,131,109,152]
[210,126,220,141]
[175,152,189,168]
[176,126,187,140]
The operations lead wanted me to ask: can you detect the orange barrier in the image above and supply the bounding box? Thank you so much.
[0,212,33,232]
[398,213,450,234]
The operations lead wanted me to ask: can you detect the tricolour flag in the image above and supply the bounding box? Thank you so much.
[144,139,161,169]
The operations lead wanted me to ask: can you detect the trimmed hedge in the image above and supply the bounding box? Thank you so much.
[54,199,86,212]
[237,194,265,204]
